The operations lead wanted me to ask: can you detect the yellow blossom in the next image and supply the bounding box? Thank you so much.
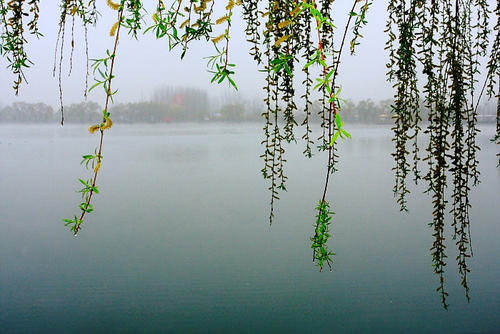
[194,4,206,12]
[216,15,229,25]
[110,21,119,37]
[107,0,120,10]
[274,34,291,47]
[278,20,292,29]
[290,6,301,17]
[211,33,226,44]
[94,162,101,174]
[88,125,100,134]
[179,19,189,29]
[101,117,113,130]
[225,0,234,11]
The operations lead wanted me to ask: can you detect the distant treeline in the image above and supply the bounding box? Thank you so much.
[0,87,496,124]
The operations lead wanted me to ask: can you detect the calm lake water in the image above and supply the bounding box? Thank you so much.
[0,123,498,333]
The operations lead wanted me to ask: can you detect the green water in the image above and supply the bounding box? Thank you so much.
[0,124,498,333]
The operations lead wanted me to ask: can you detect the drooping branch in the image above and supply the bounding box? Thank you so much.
[386,0,493,308]
[65,1,125,235]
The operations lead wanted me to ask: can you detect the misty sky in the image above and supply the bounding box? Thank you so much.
[0,1,495,108]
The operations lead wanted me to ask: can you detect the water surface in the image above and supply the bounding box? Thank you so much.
[0,124,499,333]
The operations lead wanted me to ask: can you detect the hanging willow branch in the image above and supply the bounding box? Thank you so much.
[483,0,500,164]
[52,0,99,125]
[386,0,493,309]
[0,0,36,94]
[63,0,126,234]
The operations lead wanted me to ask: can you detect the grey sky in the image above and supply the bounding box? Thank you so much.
[0,1,494,108]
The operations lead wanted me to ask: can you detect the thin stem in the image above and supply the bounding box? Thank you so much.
[74,7,124,235]
[310,0,359,265]
[313,0,358,204]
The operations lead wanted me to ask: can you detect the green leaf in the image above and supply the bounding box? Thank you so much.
[326,69,334,80]
[78,178,90,187]
[334,86,342,98]
[340,128,352,139]
[304,59,316,69]
[80,202,94,213]
[283,62,292,76]
[217,73,226,83]
[210,73,219,83]
[97,68,107,80]
[63,218,74,225]
[329,130,340,146]
[227,76,238,90]
[89,81,103,92]
[324,84,331,95]
[335,113,342,129]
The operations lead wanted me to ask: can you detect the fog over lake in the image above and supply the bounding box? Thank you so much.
[0,123,498,333]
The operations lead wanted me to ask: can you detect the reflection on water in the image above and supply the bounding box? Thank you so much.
[0,124,499,333]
